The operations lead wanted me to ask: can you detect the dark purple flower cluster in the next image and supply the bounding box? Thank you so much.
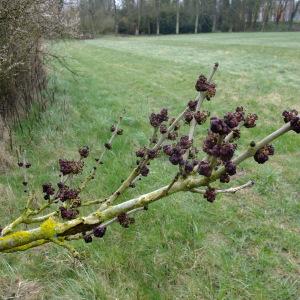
[135,146,159,162]
[104,142,112,150]
[254,144,275,164]
[79,146,89,158]
[195,76,217,100]
[203,133,236,162]
[210,117,231,135]
[203,188,216,203]
[282,109,298,123]
[195,75,208,92]
[169,149,185,165]
[194,111,210,125]
[111,124,123,135]
[60,207,79,220]
[149,109,168,128]
[188,100,198,111]
[170,148,185,165]
[163,145,173,156]
[178,135,192,149]
[206,83,216,100]
[244,113,258,128]
[59,159,84,176]
[83,225,107,243]
[140,165,149,177]
[147,149,158,159]
[117,128,123,135]
[224,161,236,175]
[136,148,146,158]
[203,133,219,155]
[224,112,239,129]
[117,212,135,228]
[17,162,31,168]
[282,109,300,133]
[93,225,107,238]
[57,184,80,201]
[110,124,116,132]
[220,173,230,183]
[184,111,194,124]
[160,124,167,134]
[167,131,178,140]
[198,160,212,177]
[163,137,192,165]
[42,183,55,200]
[83,234,93,243]
[236,106,245,120]
[219,143,237,162]
[231,129,241,141]
[184,161,194,174]
[291,116,300,133]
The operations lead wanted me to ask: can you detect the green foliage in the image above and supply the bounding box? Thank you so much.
[0,32,299,299]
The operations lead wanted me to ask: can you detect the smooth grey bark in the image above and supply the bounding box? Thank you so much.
[194,0,200,33]
[176,0,180,34]
[155,0,160,34]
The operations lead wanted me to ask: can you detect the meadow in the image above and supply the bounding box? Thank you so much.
[0,32,299,299]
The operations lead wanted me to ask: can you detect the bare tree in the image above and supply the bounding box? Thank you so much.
[194,0,200,33]
[261,0,273,31]
[155,0,160,34]
[251,0,260,30]
[176,0,180,34]
[212,0,218,32]
[113,0,119,34]
[288,0,300,30]
[136,0,141,34]
[274,0,289,30]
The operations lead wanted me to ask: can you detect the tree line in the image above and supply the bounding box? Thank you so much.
[78,0,300,35]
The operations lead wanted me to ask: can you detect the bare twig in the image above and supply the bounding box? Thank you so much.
[79,116,123,193]
[191,180,254,194]
[183,63,219,160]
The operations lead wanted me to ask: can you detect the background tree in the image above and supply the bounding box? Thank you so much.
[288,0,300,30]
[77,0,300,35]
[274,0,289,30]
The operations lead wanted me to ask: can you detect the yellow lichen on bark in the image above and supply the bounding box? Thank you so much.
[40,217,59,237]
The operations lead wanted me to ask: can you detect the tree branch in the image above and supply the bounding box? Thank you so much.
[191,180,254,194]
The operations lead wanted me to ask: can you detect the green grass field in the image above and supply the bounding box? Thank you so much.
[0,32,300,299]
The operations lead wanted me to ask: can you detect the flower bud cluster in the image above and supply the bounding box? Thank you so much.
[244,113,258,128]
[83,225,107,243]
[79,146,89,158]
[282,109,300,133]
[59,207,79,220]
[195,75,216,100]
[149,108,168,128]
[42,183,55,200]
[203,133,237,162]
[254,144,275,164]
[184,107,209,125]
[17,162,31,168]
[111,124,124,135]
[163,135,193,166]
[203,187,216,202]
[117,212,135,228]
[57,183,80,202]
[59,159,84,176]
